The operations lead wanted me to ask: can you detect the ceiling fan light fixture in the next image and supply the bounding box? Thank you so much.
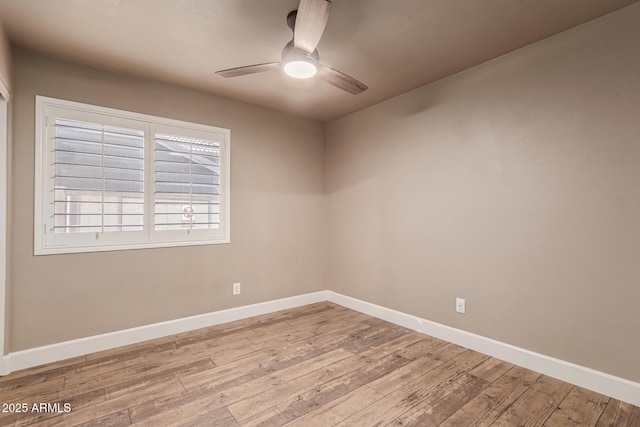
[281,45,319,79]
[284,60,317,78]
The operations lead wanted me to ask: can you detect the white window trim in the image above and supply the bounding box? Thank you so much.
[34,96,230,255]
[0,92,8,374]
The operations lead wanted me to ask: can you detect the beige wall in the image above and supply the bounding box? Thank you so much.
[326,4,640,382]
[8,49,326,351]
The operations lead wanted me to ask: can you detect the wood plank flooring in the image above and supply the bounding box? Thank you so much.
[0,302,638,426]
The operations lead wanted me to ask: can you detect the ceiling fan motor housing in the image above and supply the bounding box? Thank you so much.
[281,41,320,67]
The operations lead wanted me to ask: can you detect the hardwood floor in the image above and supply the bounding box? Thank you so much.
[0,302,638,426]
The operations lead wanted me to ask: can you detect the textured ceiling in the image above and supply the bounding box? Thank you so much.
[0,0,638,121]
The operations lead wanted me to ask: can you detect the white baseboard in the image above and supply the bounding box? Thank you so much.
[1,291,329,375]
[2,289,638,406]
[325,291,640,406]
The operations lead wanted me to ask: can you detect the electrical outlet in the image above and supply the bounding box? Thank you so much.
[233,282,241,295]
[456,298,466,314]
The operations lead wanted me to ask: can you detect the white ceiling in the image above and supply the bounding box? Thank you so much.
[0,0,637,122]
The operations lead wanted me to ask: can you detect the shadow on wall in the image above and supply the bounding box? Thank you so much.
[386,85,445,119]
[325,81,446,196]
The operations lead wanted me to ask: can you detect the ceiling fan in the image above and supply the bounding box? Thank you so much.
[215,0,368,95]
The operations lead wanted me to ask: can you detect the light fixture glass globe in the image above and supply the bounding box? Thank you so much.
[283,60,317,79]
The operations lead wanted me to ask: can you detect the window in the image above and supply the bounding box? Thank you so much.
[35,96,230,255]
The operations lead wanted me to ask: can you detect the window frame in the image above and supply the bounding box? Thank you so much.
[34,96,230,255]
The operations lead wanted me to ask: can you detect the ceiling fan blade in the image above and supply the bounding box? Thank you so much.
[294,0,331,53]
[216,62,280,78]
[318,66,368,94]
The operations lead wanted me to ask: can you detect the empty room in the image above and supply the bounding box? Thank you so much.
[0,0,639,425]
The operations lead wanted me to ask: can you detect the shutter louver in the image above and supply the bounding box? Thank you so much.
[154,133,221,231]
[53,119,145,233]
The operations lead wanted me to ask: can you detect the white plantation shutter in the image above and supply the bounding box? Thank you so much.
[53,119,145,234]
[153,131,222,232]
[35,96,230,255]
